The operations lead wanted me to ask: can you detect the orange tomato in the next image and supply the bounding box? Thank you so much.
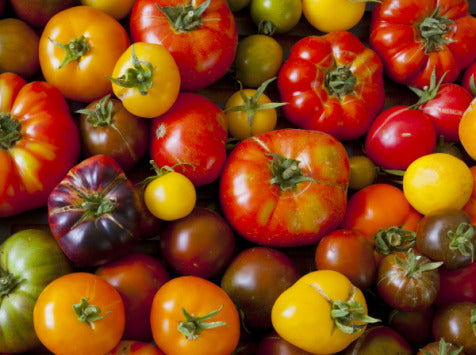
[459,98,476,160]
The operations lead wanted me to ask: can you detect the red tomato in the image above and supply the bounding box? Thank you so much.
[364,105,437,170]
[149,92,228,186]
[462,60,476,95]
[95,252,170,342]
[0,72,80,217]
[220,128,349,247]
[277,31,385,141]
[434,261,476,306]
[130,0,238,91]
[370,0,476,89]
[150,275,240,355]
[106,340,165,355]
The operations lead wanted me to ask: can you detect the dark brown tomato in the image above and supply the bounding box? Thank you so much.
[256,330,314,355]
[9,0,77,27]
[220,246,300,329]
[417,339,467,355]
[387,307,435,346]
[159,207,235,279]
[315,228,377,290]
[432,301,476,354]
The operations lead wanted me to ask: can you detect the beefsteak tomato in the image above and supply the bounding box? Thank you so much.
[0,72,80,217]
[219,128,349,247]
[277,31,385,141]
[130,0,238,91]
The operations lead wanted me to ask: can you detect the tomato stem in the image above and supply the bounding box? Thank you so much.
[0,269,22,296]
[325,64,357,100]
[447,222,475,263]
[267,153,317,191]
[0,113,22,150]
[374,226,416,256]
[177,305,228,340]
[418,5,454,54]
[76,95,114,127]
[156,0,210,32]
[258,20,276,36]
[73,297,111,327]
[72,193,118,229]
[409,68,448,109]
[395,249,443,279]
[49,35,90,69]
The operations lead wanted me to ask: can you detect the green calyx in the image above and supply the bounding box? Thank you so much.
[72,192,118,229]
[156,0,210,32]
[49,35,90,69]
[258,20,276,36]
[178,305,228,340]
[418,5,455,54]
[268,153,317,191]
[409,68,448,109]
[374,226,416,256]
[471,309,476,336]
[421,338,464,355]
[107,45,153,96]
[76,94,114,127]
[0,268,22,296]
[224,77,287,137]
[73,297,111,327]
[395,249,443,279]
[325,64,357,100]
[447,222,475,262]
[0,113,22,150]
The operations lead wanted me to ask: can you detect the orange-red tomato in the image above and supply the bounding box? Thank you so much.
[106,340,165,355]
[462,165,476,225]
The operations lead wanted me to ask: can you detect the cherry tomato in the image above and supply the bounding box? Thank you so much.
[348,155,377,191]
[249,0,302,34]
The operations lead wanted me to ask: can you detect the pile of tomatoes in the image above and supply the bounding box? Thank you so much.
[1,0,476,354]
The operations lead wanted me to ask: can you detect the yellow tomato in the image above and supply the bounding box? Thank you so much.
[302,0,367,33]
[403,153,473,215]
[80,0,136,20]
[110,42,180,118]
[459,97,476,160]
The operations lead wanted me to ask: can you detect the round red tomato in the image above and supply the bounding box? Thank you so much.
[220,128,349,247]
[130,0,238,91]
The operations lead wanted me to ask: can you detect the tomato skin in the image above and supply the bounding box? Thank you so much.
[462,60,476,95]
[150,93,228,186]
[130,0,237,91]
[364,106,437,170]
[33,272,126,355]
[459,97,476,160]
[39,6,130,102]
[9,0,76,27]
[0,73,81,217]
[370,0,476,89]
[250,0,302,34]
[257,330,315,355]
[220,128,349,247]
[106,340,165,355]
[278,31,385,141]
[0,229,73,354]
[150,275,240,355]
[47,155,140,267]
[434,260,476,306]
[80,0,136,20]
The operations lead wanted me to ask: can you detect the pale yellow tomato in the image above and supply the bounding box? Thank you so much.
[80,0,136,20]
[403,153,473,215]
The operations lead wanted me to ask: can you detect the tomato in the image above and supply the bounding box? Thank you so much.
[418,338,465,355]
[109,42,180,119]
[0,72,80,217]
[364,105,437,170]
[370,0,476,89]
[234,34,283,88]
[227,0,250,11]
[302,0,367,33]
[348,155,377,191]
[462,165,476,225]
[106,341,165,355]
[278,31,385,141]
[77,94,149,172]
[160,207,235,279]
[224,78,285,139]
[435,260,476,306]
[149,92,228,186]
[271,269,379,354]
[95,252,170,342]
[387,307,435,346]
[38,5,130,102]
[150,275,240,355]
[256,330,315,355]
[33,272,125,355]
[8,0,76,27]
[462,60,476,95]
[377,249,442,312]
[0,229,72,353]
[130,0,237,91]
[459,97,476,160]
[47,154,141,267]
[143,162,197,221]
[0,18,40,79]
[220,246,300,329]
[250,0,302,34]
[315,229,377,290]
[220,128,349,247]
[80,0,136,20]
[403,153,474,215]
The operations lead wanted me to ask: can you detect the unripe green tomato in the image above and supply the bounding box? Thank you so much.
[348,155,377,190]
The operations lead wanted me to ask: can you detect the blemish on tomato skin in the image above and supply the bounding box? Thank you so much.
[155,122,166,139]
[401,132,412,137]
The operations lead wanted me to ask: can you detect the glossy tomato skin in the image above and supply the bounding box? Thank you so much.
[149,93,228,186]
[39,6,130,102]
[0,229,73,354]
[47,155,140,267]
[462,60,476,95]
[434,261,476,306]
[106,340,165,355]
[0,73,80,217]
[160,207,235,279]
[250,0,302,34]
[387,307,435,346]
[220,128,349,247]
[220,246,301,329]
[130,0,238,91]
[33,272,126,355]
[278,31,385,141]
[256,330,315,355]
[150,275,240,355]
[364,105,437,170]
[9,0,76,27]
[370,0,476,89]
[95,252,170,342]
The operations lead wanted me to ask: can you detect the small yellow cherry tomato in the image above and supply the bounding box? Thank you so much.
[80,0,136,20]
[403,153,473,215]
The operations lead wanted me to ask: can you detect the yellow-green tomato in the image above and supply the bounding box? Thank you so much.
[271,269,375,354]
[302,0,367,33]
[80,0,136,20]
[348,155,377,190]
[144,171,196,221]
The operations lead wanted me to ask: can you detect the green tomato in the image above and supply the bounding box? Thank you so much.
[227,0,251,12]
[250,0,302,34]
